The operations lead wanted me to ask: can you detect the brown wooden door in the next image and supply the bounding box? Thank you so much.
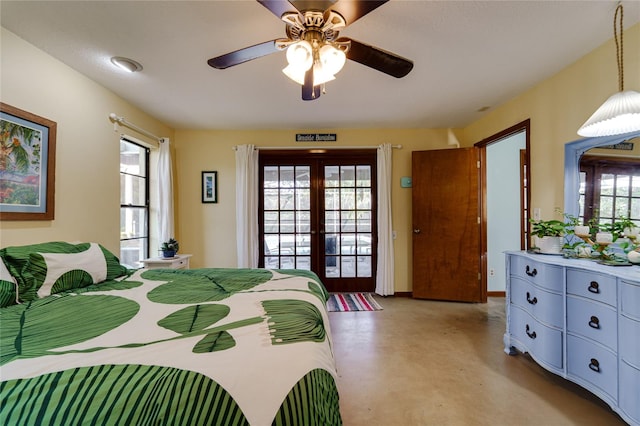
[259,150,377,293]
[412,148,483,302]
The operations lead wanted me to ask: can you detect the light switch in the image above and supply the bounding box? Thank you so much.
[400,177,412,188]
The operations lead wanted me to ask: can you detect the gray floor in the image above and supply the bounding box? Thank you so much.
[329,296,625,425]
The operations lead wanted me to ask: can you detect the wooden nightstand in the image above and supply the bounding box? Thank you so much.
[140,254,192,270]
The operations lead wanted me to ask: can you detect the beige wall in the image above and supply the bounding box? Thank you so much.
[174,129,453,293]
[463,23,640,223]
[2,22,639,293]
[0,28,173,255]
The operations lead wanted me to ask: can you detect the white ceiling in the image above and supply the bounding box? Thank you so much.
[1,0,639,130]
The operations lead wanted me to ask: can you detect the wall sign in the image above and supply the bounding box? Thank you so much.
[296,133,337,142]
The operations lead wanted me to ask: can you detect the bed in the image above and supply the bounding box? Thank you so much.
[0,241,341,425]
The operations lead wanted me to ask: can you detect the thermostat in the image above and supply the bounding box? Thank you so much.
[400,177,412,188]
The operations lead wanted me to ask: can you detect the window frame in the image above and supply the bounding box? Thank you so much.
[120,137,150,267]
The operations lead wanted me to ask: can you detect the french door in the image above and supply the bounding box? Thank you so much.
[259,150,377,292]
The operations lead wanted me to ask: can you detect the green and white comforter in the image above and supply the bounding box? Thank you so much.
[0,268,341,425]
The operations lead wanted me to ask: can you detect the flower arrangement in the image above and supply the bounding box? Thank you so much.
[160,238,179,258]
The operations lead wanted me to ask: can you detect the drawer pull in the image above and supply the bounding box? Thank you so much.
[525,265,537,277]
[588,281,600,294]
[526,292,538,305]
[589,358,600,373]
[525,324,537,339]
[588,316,600,329]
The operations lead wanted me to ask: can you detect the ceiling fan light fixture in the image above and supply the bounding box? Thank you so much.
[110,56,143,73]
[319,44,346,75]
[312,62,336,86]
[282,64,306,85]
[285,41,313,70]
[577,90,640,137]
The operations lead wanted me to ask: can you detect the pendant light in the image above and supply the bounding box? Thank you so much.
[577,3,640,137]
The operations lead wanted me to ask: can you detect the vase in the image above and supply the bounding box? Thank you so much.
[162,250,176,258]
[533,236,563,254]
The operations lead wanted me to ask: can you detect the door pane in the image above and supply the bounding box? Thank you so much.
[324,165,372,278]
[263,165,311,269]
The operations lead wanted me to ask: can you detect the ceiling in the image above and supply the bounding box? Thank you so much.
[1,0,639,130]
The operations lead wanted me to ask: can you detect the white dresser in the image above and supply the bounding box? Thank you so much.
[504,251,640,426]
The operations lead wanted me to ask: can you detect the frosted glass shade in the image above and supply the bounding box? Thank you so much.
[578,90,640,137]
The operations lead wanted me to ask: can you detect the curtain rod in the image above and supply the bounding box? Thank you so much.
[233,144,402,151]
[109,113,164,143]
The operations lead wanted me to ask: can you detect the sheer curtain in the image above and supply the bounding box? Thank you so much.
[235,145,260,268]
[376,143,395,296]
[158,137,174,244]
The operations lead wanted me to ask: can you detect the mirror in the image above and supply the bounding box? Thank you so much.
[564,130,640,220]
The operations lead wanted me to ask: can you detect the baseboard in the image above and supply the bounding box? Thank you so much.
[487,291,506,297]
[393,292,412,297]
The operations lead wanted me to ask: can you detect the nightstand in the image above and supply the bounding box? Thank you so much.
[140,254,192,270]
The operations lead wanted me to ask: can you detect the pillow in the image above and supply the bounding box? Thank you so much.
[28,243,108,298]
[0,258,18,308]
[0,241,128,301]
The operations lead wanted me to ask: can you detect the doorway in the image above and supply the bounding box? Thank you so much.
[259,150,377,292]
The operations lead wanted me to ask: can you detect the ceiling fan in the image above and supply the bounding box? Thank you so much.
[207,0,414,101]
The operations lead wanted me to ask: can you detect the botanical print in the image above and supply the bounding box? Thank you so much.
[0,118,42,206]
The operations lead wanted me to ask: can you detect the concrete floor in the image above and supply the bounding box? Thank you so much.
[328,296,626,426]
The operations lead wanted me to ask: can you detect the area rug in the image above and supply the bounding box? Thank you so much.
[327,293,383,312]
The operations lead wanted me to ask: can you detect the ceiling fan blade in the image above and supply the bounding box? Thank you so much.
[207,40,281,69]
[302,68,321,101]
[257,0,300,19]
[338,37,413,78]
[327,0,388,26]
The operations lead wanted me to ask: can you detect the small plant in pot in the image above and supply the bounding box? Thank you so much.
[530,218,566,254]
[160,238,179,258]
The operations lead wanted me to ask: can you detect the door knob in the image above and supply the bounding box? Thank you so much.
[413,229,421,234]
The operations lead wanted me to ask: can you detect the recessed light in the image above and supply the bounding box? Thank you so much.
[110,56,143,73]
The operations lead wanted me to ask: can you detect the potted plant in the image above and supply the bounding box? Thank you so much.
[530,218,566,254]
[160,238,179,258]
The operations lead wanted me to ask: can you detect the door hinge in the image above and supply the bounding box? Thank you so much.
[477,216,481,224]
[478,272,482,280]
[477,161,480,169]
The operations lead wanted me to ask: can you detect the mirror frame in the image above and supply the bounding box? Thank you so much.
[564,130,640,219]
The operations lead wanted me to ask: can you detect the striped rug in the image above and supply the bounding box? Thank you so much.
[327,293,383,312]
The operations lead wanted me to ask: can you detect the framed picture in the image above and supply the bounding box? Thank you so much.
[0,103,56,220]
[202,171,218,203]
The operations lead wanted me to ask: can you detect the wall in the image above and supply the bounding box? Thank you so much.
[486,132,526,292]
[173,129,453,293]
[463,23,640,224]
[0,28,173,255]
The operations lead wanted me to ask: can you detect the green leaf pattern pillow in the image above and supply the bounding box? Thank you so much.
[29,243,108,298]
[0,258,18,308]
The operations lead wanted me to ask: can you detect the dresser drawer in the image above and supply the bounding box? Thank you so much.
[619,361,640,425]
[620,280,640,320]
[567,295,617,351]
[509,305,563,369]
[509,255,563,292]
[567,334,617,401]
[566,269,616,307]
[620,314,640,368]
[510,276,563,327]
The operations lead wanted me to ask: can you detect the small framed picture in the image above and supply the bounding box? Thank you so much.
[202,171,217,203]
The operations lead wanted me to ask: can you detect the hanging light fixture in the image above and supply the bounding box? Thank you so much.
[577,3,640,137]
[282,40,347,87]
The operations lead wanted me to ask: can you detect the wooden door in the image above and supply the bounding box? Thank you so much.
[259,150,377,293]
[412,148,484,302]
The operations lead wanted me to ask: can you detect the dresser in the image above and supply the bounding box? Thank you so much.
[140,254,192,270]
[504,251,640,426]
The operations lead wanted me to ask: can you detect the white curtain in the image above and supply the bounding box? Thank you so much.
[235,144,260,268]
[158,137,174,244]
[376,143,395,296]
